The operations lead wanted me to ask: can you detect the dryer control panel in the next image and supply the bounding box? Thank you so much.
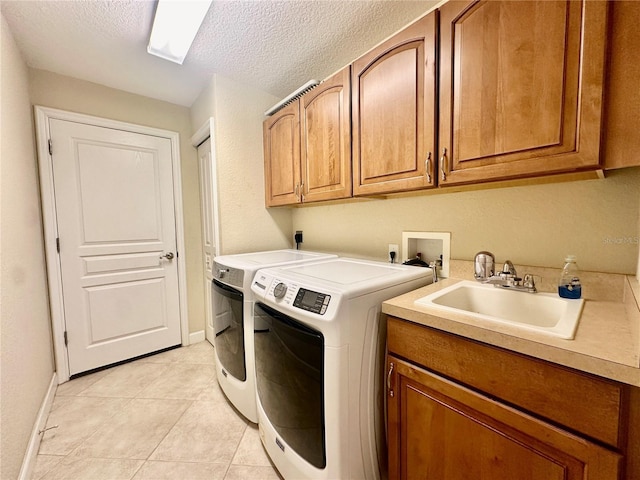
[213,262,243,288]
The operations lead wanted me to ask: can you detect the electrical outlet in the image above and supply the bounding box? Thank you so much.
[388,244,399,263]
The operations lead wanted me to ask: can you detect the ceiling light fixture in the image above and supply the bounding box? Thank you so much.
[147,0,213,65]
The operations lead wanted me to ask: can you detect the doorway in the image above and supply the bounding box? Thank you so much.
[191,118,221,346]
[35,107,189,381]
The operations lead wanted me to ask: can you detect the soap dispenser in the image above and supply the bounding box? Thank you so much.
[558,255,582,299]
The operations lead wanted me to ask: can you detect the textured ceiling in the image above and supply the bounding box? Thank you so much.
[1,0,439,107]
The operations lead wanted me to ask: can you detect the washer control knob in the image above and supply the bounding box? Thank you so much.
[273,282,287,299]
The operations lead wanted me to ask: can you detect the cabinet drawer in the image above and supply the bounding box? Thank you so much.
[387,316,626,447]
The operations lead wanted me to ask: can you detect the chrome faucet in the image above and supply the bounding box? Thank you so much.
[474,252,537,293]
[500,260,517,278]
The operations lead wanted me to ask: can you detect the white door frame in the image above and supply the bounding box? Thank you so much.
[35,106,190,382]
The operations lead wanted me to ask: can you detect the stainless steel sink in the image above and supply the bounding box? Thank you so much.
[414,280,585,339]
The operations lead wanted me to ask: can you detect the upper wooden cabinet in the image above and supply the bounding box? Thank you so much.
[603,0,640,170]
[438,0,608,186]
[352,12,437,196]
[263,67,351,206]
[301,66,352,203]
[264,0,621,206]
[263,101,301,207]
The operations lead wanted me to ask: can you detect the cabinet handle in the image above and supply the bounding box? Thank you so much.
[295,183,299,198]
[387,362,395,397]
[440,148,447,181]
[300,182,305,202]
[425,152,432,183]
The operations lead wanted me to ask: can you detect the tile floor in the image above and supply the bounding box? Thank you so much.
[31,341,283,480]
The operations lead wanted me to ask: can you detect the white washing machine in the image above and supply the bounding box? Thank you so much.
[211,249,336,423]
[250,258,434,479]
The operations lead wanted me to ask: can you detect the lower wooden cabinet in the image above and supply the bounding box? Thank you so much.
[387,356,621,480]
[386,316,632,480]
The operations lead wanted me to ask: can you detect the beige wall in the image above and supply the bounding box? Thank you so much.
[1,15,55,479]
[293,167,640,274]
[191,74,292,254]
[29,69,205,334]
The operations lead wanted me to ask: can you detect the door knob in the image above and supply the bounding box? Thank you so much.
[159,252,174,260]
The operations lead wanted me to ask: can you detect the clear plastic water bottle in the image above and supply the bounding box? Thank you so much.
[558,255,582,299]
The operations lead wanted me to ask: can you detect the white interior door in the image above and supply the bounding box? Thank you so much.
[197,137,218,344]
[50,118,182,376]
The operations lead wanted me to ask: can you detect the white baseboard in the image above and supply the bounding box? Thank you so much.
[189,330,205,344]
[18,372,58,480]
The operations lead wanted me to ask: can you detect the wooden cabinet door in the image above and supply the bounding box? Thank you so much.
[263,101,301,206]
[387,356,621,480]
[438,0,608,186]
[352,12,437,196]
[301,66,352,202]
[603,0,640,170]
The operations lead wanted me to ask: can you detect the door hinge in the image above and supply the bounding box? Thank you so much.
[48,139,53,155]
[63,331,68,346]
[56,237,60,253]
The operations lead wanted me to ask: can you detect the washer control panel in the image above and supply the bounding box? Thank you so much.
[273,282,288,299]
[293,288,331,315]
[253,272,333,316]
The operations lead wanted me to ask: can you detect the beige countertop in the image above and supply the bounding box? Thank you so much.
[382,272,640,387]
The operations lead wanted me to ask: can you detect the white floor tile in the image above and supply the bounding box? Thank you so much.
[140,341,216,365]
[39,397,131,456]
[232,424,272,467]
[132,460,228,479]
[73,398,191,460]
[78,362,170,398]
[224,465,283,480]
[35,342,282,479]
[136,363,216,400]
[55,370,111,397]
[149,400,247,464]
[30,455,64,480]
[38,456,143,480]
[195,379,228,403]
